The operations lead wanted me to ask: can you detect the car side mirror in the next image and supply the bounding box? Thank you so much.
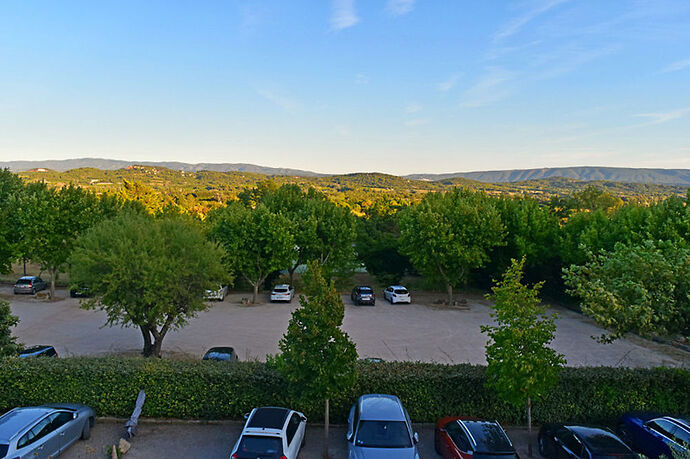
[301,415,307,422]
[347,432,354,442]
[243,412,250,420]
[413,432,419,444]
[73,412,78,419]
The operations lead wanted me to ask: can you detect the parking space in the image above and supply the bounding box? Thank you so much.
[3,286,687,367]
[61,419,532,459]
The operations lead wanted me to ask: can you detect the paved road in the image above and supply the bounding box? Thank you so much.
[62,419,534,459]
[3,286,686,367]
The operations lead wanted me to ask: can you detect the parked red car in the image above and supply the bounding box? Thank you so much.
[435,416,518,459]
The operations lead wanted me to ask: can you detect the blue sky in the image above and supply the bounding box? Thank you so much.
[1,0,689,174]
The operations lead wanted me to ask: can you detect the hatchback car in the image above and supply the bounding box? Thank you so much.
[13,276,47,295]
[351,286,376,306]
[617,413,690,459]
[0,404,95,459]
[204,285,228,301]
[230,406,306,459]
[538,424,636,459]
[435,416,517,459]
[202,346,239,362]
[18,345,58,359]
[383,286,411,304]
[270,285,295,303]
[347,394,420,459]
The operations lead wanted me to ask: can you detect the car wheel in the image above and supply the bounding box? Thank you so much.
[538,434,549,457]
[31,288,36,295]
[81,420,91,440]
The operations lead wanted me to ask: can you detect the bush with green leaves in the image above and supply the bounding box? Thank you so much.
[0,358,687,426]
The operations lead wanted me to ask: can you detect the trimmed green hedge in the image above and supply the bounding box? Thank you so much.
[0,358,687,425]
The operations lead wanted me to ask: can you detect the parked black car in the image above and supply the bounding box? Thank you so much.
[69,285,92,298]
[202,347,239,362]
[351,286,376,305]
[538,424,636,459]
[18,345,58,358]
[13,276,47,295]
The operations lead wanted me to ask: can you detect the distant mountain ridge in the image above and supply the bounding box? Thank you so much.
[406,166,690,186]
[2,159,690,186]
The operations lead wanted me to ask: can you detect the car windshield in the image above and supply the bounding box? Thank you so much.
[16,278,32,284]
[355,420,412,448]
[463,421,513,453]
[0,444,8,457]
[237,435,283,455]
[394,289,408,295]
[359,288,373,294]
[204,351,233,361]
[585,433,629,454]
[273,288,288,293]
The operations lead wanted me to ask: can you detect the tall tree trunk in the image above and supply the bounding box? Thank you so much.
[152,337,164,358]
[150,323,170,358]
[23,258,26,276]
[446,282,453,305]
[323,398,330,459]
[140,326,153,357]
[288,264,298,287]
[527,397,533,457]
[252,282,259,304]
[49,266,56,299]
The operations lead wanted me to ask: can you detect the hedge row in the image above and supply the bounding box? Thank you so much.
[0,358,687,425]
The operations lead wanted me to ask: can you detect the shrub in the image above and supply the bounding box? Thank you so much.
[0,357,686,425]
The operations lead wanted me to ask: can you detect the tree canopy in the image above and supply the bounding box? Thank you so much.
[70,211,227,357]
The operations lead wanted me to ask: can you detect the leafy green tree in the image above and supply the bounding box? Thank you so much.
[356,201,413,285]
[70,212,226,357]
[481,257,565,456]
[0,300,21,357]
[276,261,358,459]
[0,169,25,273]
[208,202,295,303]
[564,240,690,342]
[399,189,505,303]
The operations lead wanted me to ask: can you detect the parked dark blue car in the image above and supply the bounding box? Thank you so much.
[618,412,690,459]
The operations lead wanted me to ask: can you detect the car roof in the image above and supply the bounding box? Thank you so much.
[21,345,53,353]
[205,346,235,353]
[661,416,690,431]
[389,285,407,289]
[567,426,629,453]
[355,286,373,289]
[273,284,290,289]
[247,407,290,430]
[359,394,406,421]
[0,407,52,442]
[18,276,37,280]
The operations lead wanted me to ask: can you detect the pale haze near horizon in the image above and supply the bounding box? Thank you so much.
[1,0,689,175]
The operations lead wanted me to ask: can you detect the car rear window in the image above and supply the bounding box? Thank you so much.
[16,278,32,285]
[394,289,408,295]
[237,435,283,456]
[0,444,8,457]
[273,288,288,293]
[359,288,373,294]
[203,351,234,361]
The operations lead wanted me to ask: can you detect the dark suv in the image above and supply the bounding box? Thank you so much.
[13,276,47,295]
[351,286,376,305]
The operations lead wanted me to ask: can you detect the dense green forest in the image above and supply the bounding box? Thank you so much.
[2,167,689,343]
[17,165,688,216]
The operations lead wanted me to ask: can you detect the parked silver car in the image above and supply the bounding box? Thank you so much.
[0,404,95,459]
[13,276,47,295]
[347,394,420,459]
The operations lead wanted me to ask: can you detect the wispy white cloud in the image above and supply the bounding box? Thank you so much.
[386,0,415,16]
[494,0,568,42]
[634,108,690,125]
[256,88,300,113]
[437,74,461,92]
[535,45,617,80]
[461,68,514,108]
[331,0,359,31]
[355,73,369,84]
[661,57,690,74]
[404,118,431,127]
[405,103,422,114]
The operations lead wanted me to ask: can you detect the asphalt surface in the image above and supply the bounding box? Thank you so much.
[61,419,535,459]
[3,286,687,367]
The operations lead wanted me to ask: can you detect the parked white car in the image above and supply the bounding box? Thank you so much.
[384,286,411,304]
[231,406,306,459]
[204,285,228,301]
[270,284,295,303]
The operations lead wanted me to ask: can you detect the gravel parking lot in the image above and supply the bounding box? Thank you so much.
[61,419,533,459]
[3,286,687,367]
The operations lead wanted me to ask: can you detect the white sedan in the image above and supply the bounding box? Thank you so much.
[384,285,411,304]
[231,406,306,459]
[270,284,295,303]
[204,285,228,301]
